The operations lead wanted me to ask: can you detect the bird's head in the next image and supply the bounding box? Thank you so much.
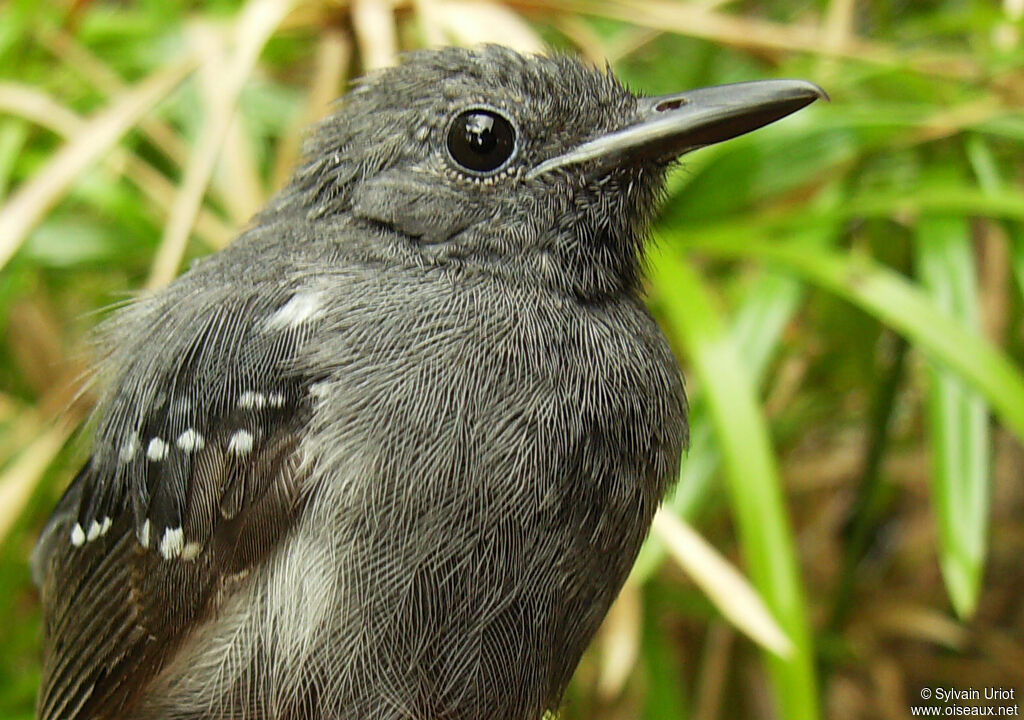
[274,45,824,299]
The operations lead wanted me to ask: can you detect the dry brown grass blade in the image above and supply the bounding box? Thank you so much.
[0,393,16,424]
[194,24,267,226]
[979,627,1024,683]
[905,97,1007,146]
[0,83,234,249]
[596,579,641,700]
[0,58,194,272]
[352,0,399,71]
[871,603,971,650]
[822,0,857,54]
[869,656,911,720]
[994,0,1023,50]
[146,0,294,290]
[41,27,287,232]
[978,220,1010,343]
[553,15,616,65]
[0,371,90,478]
[598,27,661,64]
[414,0,448,48]
[652,509,793,658]
[39,28,191,170]
[7,299,66,397]
[271,29,352,190]
[528,0,985,79]
[435,1,546,53]
[0,83,83,138]
[816,0,857,85]
[0,419,75,546]
[693,622,733,720]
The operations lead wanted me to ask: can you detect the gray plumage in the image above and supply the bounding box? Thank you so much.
[32,45,822,720]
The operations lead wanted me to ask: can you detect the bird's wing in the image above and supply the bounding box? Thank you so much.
[32,285,321,720]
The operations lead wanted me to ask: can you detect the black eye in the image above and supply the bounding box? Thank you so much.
[446,108,516,174]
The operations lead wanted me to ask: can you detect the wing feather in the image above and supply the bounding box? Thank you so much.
[35,283,323,720]
[36,428,307,720]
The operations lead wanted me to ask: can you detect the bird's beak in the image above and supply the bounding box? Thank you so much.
[527,79,827,179]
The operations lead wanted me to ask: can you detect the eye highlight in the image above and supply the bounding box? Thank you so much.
[446,108,516,175]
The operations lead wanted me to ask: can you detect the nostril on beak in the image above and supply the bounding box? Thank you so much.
[655,97,687,112]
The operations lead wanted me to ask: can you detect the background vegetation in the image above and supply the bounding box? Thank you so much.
[1,1,1022,718]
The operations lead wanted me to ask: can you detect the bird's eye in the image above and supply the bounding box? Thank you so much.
[446,108,516,174]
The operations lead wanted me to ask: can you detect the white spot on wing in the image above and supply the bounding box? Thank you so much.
[267,392,286,407]
[119,433,139,463]
[176,428,205,452]
[264,291,323,330]
[71,523,86,547]
[86,519,103,542]
[239,391,266,409]
[181,542,203,561]
[139,519,151,549]
[147,437,168,461]
[159,527,184,559]
[227,430,254,455]
[99,516,112,536]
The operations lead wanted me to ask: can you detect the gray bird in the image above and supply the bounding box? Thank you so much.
[32,46,823,720]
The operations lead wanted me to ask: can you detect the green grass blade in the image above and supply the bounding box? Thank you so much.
[0,119,27,199]
[667,232,1024,444]
[842,185,1024,222]
[915,215,991,618]
[674,185,1024,245]
[648,250,819,720]
[633,270,807,577]
[641,585,690,720]
[634,186,842,581]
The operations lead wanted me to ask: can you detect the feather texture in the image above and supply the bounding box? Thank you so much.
[33,47,695,720]
[34,271,318,720]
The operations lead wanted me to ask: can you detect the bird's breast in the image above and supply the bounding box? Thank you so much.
[150,271,686,720]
